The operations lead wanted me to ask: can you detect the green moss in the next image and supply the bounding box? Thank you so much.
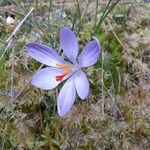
[0,57,8,89]
[95,28,126,95]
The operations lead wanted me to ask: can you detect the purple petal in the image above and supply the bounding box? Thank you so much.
[57,76,76,117]
[26,43,63,67]
[60,27,78,62]
[74,70,89,99]
[31,67,67,90]
[78,40,101,67]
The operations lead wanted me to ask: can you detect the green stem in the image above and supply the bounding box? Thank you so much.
[100,0,121,25]
[97,0,112,27]
[93,0,99,30]
[95,0,121,33]
[48,0,53,32]
[76,0,82,35]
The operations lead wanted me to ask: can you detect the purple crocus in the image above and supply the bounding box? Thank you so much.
[26,27,101,117]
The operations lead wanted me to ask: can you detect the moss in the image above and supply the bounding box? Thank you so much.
[0,57,8,89]
[95,28,126,95]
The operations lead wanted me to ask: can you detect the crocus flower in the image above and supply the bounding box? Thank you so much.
[26,27,101,117]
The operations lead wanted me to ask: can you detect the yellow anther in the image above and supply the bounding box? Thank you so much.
[56,63,72,69]
[55,63,74,82]
[62,70,72,75]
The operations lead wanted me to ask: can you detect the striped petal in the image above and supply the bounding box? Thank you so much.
[60,27,78,63]
[26,43,63,67]
[31,67,68,90]
[79,40,101,67]
[57,76,76,117]
[74,70,89,99]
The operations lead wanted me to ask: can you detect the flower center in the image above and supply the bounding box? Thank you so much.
[55,64,73,82]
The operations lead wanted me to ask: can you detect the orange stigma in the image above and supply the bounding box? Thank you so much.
[55,64,73,82]
[55,74,66,82]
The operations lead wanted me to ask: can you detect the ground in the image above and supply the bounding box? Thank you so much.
[0,0,150,149]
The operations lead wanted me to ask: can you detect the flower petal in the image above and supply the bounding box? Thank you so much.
[60,27,78,62]
[26,43,63,67]
[74,70,89,99]
[78,40,101,67]
[31,67,67,90]
[57,76,76,117]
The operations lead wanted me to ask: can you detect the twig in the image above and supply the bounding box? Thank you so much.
[117,66,121,93]
[0,39,12,61]
[48,0,53,32]
[10,41,15,101]
[6,7,34,43]
[101,51,105,117]
[81,0,89,21]
[94,0,99,30]
[13,80,30,101]
[60,0,65,19]
[108,70,122,116]
[108,21,124,47]
[1,133,6,150]
[13,64,44,101]
[0,8,34,61]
